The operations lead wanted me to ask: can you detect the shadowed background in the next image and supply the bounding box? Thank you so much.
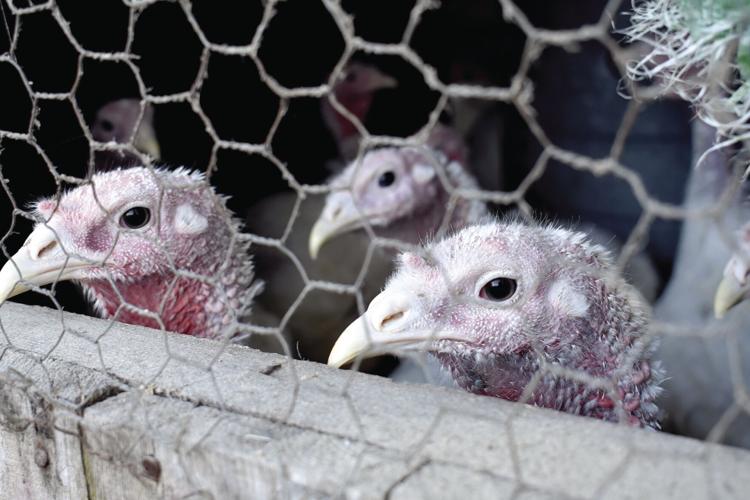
[0,0,690,326]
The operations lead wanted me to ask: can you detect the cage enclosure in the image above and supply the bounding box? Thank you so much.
[1,0,749,499]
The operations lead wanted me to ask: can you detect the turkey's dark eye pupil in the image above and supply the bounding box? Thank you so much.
[120,207,151,229]
[378,171,395,187]
[481,278,517,301]
[99,119,114,132]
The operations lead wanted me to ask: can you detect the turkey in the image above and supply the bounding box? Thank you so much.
[246,192,392,362]
[309,143,483,378]
[621,1,750,447]
[321,62,397,164]
[328,220,663,428]
[308,142,659,384]
[0,167,284,352]
[91,99,160,170]
[309,145,486,259]
[248,144,479,363]
[309,146,658,301]
[714,221,750,317]
[652,121,750,448]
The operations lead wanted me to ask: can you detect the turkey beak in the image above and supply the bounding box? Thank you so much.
[328,290,456,368]
[134,122,160,160]
[369,73,397,92]
[714,269,749,318]
[0,225,92,303]
[309,203,365,259]
[328,315,375,368]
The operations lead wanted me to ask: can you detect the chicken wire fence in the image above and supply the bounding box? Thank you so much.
[0,0,748,498]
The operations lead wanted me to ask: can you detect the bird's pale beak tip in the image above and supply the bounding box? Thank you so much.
[145,141,161,160]
[308,222,330,260]
[713,300,733,319]
[309,242,320,261]
[713,275,746,319]
[0,228,90,304]
[327,315,372,369]
[0,262,26,304]
[135,128,161,160]
[326,339,358,369]
[326,346,357,369]
[326,356,346,369]
[713,298,727,319]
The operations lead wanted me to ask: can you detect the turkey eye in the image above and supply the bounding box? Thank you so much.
[480,278,517,301]
[99,119,114,132]
[120,206,151,229]
[378,171,395,187]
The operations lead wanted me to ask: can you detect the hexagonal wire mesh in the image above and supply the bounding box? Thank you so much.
[0,0,749,497]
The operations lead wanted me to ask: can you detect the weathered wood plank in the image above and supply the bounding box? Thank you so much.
[0,350,120,499]
[1,302,749,499]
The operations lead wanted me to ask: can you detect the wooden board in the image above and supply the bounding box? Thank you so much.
[1,302,749,499]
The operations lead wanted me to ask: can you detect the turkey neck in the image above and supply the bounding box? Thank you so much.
[436,340,660,428]
[437,281,662,428]
[81,246,257,339]
[379,164,487,245]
